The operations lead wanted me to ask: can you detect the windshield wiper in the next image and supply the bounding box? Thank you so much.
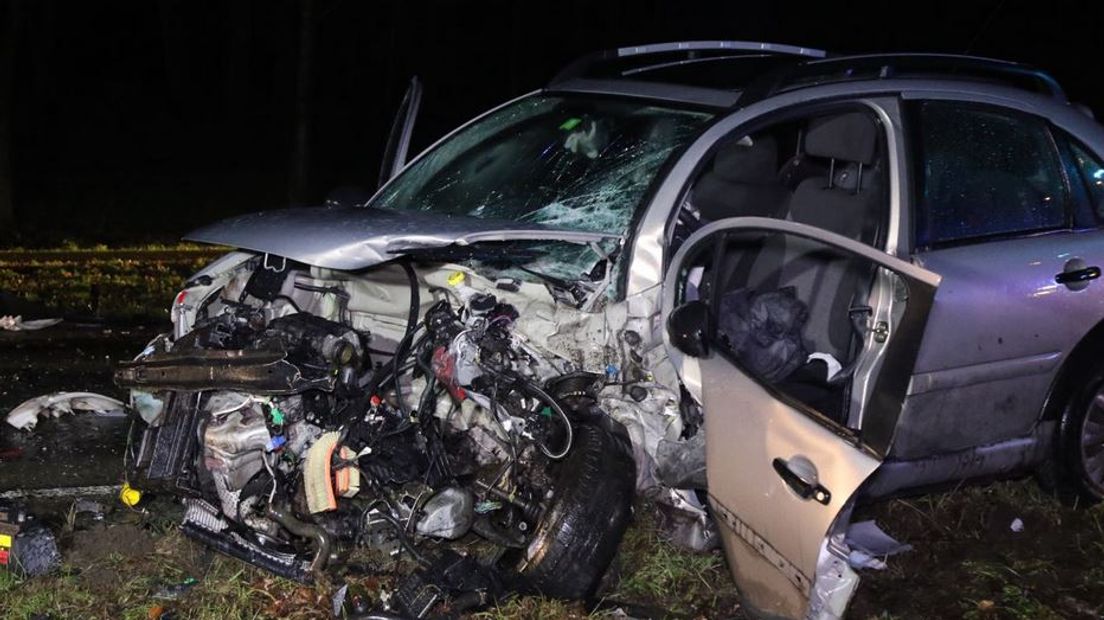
[516,265,597,308]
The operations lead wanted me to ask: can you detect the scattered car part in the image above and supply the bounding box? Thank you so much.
[844,520,912,570]
[0,315,62,331]
[0,502,62,578]
[5,392,127,431]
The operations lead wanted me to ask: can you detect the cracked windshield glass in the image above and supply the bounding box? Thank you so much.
[371,95,712,282]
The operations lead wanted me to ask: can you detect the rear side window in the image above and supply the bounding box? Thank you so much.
[1067,141,1104,220]
[913,102,1069,248]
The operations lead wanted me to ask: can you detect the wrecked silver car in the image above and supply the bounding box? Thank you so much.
[114,41,1104,619]
[114,84,709,616]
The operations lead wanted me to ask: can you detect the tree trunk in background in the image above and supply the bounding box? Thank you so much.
[289,0,315,205]
[0,0,20,233]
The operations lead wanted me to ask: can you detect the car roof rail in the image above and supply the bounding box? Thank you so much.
[550,40,828,85]
[740,53,1067,105]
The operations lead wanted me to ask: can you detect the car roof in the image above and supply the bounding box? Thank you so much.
[547,41,1068,111]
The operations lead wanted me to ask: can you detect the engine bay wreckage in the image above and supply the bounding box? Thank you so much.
[113,207,710,617]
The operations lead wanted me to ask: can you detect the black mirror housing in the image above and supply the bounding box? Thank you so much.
[667,300,711,358]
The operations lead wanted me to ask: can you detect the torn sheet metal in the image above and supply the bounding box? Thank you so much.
[0,316,62,331]
[5,392,127,431]
[600,382,682,491]
[184,206,617,271]
[651,487,719,552]
[808,537,862,620]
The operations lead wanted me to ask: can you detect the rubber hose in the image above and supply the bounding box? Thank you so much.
[267,503,336,582]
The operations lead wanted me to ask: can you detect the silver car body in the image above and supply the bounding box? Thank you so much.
[180,54,1104,619]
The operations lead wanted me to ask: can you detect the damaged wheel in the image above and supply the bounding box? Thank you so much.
[510,414,636,599]
[1047,365,1104,504]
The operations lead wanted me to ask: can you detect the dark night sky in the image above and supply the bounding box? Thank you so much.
[4,0,1104,245]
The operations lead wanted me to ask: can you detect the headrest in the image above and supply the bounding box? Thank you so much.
[805,113,878,165]
[712,135,779,184]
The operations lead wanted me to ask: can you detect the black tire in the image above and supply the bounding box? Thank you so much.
[1045,364,1104,505]
[10,524,61,578]
[511,414,636,599]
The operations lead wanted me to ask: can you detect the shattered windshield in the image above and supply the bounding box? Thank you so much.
[370,95,711,282]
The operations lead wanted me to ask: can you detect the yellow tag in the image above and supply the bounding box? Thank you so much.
[0,534,11,548]
[447,271,466,287]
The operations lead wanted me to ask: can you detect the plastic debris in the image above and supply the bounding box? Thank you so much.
[73,498,106,521]
[119,482,143,508]
[1011,517,1025,533]
[845,520,912,570]
[847,549,888,570]
[331,584,348,617]
[5,391,127,431]
[153,577,199,600]
[333,582,374,617]
[0,315,62,331]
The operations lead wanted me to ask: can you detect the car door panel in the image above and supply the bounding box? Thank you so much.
[895,231,1104,458]
[663,218,939,619]
[895,100,1104,458]
[700,359,880,618]
[894,235,1092,457]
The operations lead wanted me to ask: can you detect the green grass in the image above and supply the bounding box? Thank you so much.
[474,596,593,619]
[9,479,1104,619]
[0,503,741,620]
[0,244,222,320]
[610,506,732,616]
[0,242,216,255]
[0,527,324,620]
[851,479,1104,620]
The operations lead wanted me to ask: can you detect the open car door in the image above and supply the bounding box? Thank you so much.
[663,218,939,619]
[378,76,423,188]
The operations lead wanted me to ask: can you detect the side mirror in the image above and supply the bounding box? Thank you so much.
[667,300,711,358]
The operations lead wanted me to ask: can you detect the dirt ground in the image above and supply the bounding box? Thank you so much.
[3,323,1104,619]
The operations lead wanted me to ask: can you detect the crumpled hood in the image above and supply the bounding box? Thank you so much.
[185,206,618,270]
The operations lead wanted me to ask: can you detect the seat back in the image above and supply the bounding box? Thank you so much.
[691,134,790,221]
[744,112,884,360]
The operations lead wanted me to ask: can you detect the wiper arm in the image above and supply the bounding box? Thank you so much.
[516,266,595,308]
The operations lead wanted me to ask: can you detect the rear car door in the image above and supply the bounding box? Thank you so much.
[663,218,939,618]
[893,99,1104,460]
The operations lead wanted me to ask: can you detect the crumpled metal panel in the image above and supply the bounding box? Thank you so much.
[184,206,617,270]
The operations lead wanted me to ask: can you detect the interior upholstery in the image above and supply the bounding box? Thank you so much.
[729,111,884,363]
[691,135,790,220]
[804,112,879,165]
